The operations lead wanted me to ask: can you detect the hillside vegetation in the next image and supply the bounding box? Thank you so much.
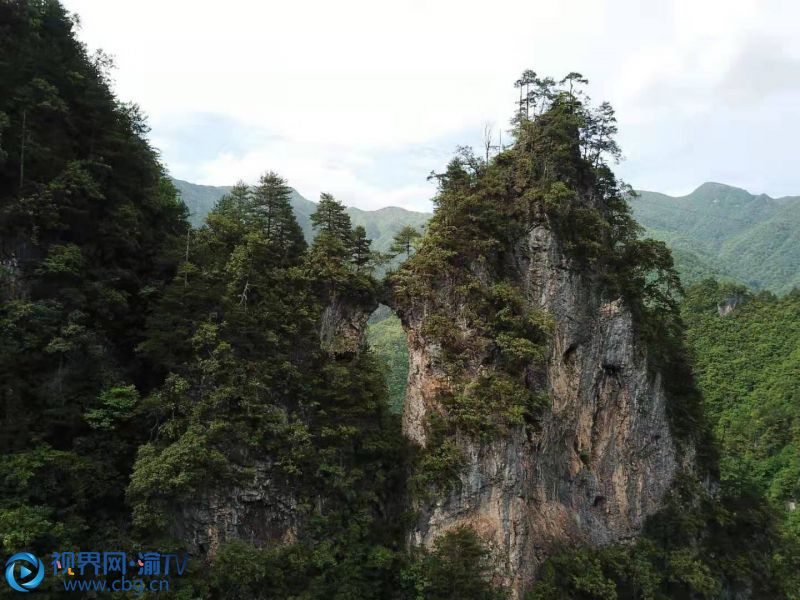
[177,177,800,295]
[1,0,188,566]
[632,182,800,293]
[683,281,800,530]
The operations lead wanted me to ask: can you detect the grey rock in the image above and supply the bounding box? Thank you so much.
[399,221,691,598]
[171,460,299,557]
[717,294,744,317]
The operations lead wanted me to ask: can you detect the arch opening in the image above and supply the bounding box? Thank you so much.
[366,304,408,414]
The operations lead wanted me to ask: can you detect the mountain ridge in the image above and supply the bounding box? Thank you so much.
[630,183,800,293]
[173,176,800,294]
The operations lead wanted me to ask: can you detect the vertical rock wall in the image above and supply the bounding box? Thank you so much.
[399,221,689,597]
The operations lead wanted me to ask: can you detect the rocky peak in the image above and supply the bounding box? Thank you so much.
[393,173,698,597]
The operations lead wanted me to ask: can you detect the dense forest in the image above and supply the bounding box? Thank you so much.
[1,0,189,563]
[683,283,800,531]
[1,1,799,598]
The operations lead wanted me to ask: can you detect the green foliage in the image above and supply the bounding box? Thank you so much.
[442,373,546,439]
[83,384,139,431]
[308,192,382,295]
[0,9,405,595]
[0,0,188,556]
[175,176,800,295]
[530,549,620,600]
[4,25,797,598]
[125,168,410,597]
[390,72,700,506]
[367,310,409,413]
[251,171,307,259]
[530,474,799,599]
[311,192,354,243]
[390,224,423,259]
[352,224,374,270]
[680,280,800,580]
[411,438,464,495]
[172,177,433,261]
[0,444,90,553]
[682,281,800,505]
[402,527,508,600]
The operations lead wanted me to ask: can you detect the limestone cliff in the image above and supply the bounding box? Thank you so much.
[319,293,377,355]
[396,216,694,597]
[171,459,299,557]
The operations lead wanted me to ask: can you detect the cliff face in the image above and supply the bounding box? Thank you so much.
[172,460,299,557]
[399,220,689,597]
[319,293,377,355]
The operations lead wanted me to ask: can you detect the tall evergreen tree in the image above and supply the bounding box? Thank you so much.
[311,192,352,242]
[390,225,421,259]
[309,193,355,289]
[215,181,252,225]
[251,171,306,260]
[351,224,373,271]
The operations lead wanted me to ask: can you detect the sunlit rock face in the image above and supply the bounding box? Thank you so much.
[398,218,691,598]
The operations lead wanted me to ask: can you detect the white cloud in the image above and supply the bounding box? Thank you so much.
[194,140,437,212]
[62,0,800,206]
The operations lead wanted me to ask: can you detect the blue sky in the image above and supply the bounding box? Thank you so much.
[63,0,800,211]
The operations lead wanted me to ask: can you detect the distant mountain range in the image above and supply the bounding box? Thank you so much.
[172,177,800,294]
[631,182,800,294]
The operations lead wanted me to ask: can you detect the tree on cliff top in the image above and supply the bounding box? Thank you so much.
[390,225,422,259]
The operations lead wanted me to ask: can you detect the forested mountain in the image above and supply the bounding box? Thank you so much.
[176,176,800,294]
[168,178,233,226]
[172,177,430,251]
[682,281,800,537]
[0,5,406,596]
[631,182,800,292]
[0,0,188,565]
[384,71,798,598]
[2,2,799,598]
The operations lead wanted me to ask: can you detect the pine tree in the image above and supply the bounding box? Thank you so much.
[215,181,251,225]
[351,225,373,271]
[311,192,352,242]
[390,225,421,259]
[251,172,306,260]
[0,0,188,558]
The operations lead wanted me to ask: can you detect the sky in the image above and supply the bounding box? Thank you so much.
[62,0,800,212]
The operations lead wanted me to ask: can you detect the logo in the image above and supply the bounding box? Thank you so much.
[5,553,44,593]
